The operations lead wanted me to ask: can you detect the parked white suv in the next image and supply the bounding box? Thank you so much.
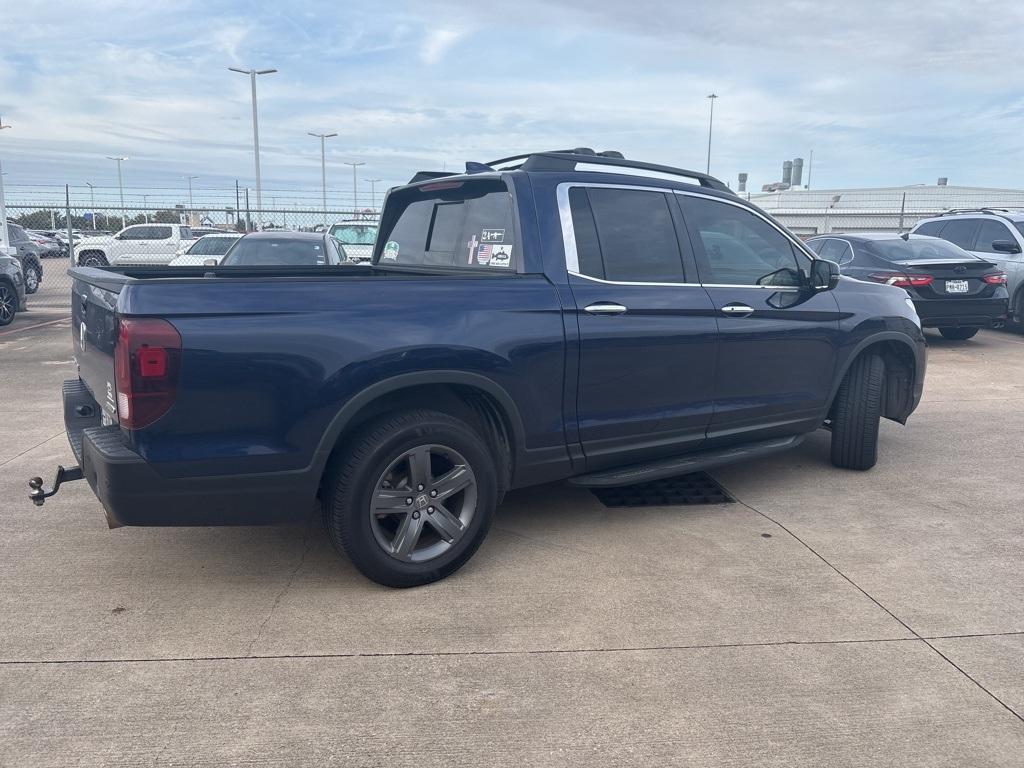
[74,223,195,267]
[911,209,1024,323]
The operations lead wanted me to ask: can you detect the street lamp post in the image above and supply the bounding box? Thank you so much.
[185,175,198,211]
[308,132,337,227]
[344,161,365,216]
[705,93,718,175]
[229,67,276,228]
[106,156,128,230]
[85,182,97,230]
[366,179,382,211]
[0,117,10,251]
[142,195,149,223]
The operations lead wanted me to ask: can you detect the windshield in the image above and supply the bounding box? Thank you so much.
[329,224,377,245]
[187,236,239,256]
[222,236,332,266]
[866,236,982,262]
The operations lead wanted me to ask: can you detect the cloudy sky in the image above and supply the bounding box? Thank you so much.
[1,0,1023,207]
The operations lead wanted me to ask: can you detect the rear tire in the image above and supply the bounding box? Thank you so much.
[79,252,108,267]
[325,409,499,587]
[938,327,979,340]
[23,264,40,294]
[830,353,884,471]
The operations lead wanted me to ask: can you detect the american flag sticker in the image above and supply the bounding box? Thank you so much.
[476,244,493,265]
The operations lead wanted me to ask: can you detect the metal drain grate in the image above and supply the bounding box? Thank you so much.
[590,472,734,508]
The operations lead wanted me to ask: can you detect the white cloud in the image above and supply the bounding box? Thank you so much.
[420,26,469,64]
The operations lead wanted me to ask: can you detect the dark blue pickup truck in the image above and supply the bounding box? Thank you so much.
[31,150,926,586]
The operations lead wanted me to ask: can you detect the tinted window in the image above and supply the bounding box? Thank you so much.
[681,196,803,286]
[119,226,148,240]
[939,219,979,249]
[222,237,330,266]
[973,220,1015,253]
[187,236,239,256]
[329,224,377,245]
[378,180,515,269]
[818,238,853,266]
[150,226,173,240]
[806,239,825,254]
[864,236,982,263]
[584,188,685,282]
[914,220,944,237]
[9,224,26,241]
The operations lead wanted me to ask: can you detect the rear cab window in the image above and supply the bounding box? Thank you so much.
[376,179,516,270]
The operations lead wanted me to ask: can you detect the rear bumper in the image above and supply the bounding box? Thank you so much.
[912,296,1008,328]
[63,379,315,526]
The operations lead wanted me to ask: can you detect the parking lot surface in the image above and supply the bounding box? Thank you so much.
[1,318,1023,765]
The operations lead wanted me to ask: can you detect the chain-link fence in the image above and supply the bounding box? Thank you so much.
[743,187,1024,238]
[3,203,380,315]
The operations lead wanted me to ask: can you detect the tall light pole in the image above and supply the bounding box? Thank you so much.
[705,93,718,174]
[229,67,276,227]
[308,131,337,227]
[142,195,149,223]
[366,178,382,211]
[85,182,97,229]
[0,117,11,250]
[106,156,128,230]
[344,161,365,216]
[184,175,198,209]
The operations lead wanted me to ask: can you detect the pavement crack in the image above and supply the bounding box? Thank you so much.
[722,484,1024,727]
[244,520,314,657]
[0,431,66,469]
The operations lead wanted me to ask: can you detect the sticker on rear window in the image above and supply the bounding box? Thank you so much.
[482,228,505,243]
[490,245,512,268]
[382,241,400,261]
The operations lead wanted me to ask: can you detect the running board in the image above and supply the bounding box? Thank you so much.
[569,435,805,488]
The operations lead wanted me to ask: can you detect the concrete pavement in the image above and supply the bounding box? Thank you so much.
[1,321,1022,765]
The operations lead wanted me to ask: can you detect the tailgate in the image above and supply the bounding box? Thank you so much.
[71,268,128,424]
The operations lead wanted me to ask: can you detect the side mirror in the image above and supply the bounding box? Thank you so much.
[991,239,1021,254]
[809,259,840,291]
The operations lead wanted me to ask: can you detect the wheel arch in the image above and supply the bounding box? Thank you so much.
[313,371,525,492]
[829,333,921,424]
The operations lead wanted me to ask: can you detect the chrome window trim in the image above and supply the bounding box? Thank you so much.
[556,181,816,288]
[807,236,856,267]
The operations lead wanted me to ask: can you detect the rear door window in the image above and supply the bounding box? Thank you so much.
[377,180,516,269]
[939,219,980,249]
[973,220,1015,253]
[913,220,944,237]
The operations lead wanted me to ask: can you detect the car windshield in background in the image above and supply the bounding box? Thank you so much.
[187,237,239,256]
[329,224,377,245]
[865,237,982,262]
[222,237,330,266]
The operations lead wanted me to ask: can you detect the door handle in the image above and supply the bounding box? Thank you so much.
[720,303,755,317]
[584,302,628,315]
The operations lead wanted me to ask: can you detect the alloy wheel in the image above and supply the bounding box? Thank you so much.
[369,444,478,563]
[0,286,15,324]
[24,268,39,292]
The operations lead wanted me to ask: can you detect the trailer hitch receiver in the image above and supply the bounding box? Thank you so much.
[28,465,84,507]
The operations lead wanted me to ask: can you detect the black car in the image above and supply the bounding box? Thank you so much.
[5,223,43,295]
[219,231,347,266]
[808,232,1008,340]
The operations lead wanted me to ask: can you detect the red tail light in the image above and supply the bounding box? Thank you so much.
[869,272,934,287]
[982,272,1007,285]
[114,318,181,429]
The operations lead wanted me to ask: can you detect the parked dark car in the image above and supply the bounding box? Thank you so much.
[27,231,64,259]
[807,232,1009,340]
[0,248,27,326]
[31,149,926,587]
[220,231,346,266]
[6,223,43,294]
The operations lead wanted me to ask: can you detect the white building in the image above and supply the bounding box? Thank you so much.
[745,184,1024,237]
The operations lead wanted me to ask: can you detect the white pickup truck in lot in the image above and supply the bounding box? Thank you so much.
[75,223,194,266]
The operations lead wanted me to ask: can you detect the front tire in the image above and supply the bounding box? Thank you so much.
[79,252,108,267]
[0,283,17,326]
[830,353,884,471]
[938,327,978,340]
[326,409,499,587]
[23,264,40,294]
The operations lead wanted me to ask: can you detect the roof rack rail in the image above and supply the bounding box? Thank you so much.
[486,149,732,192]
[938,207,1016,217]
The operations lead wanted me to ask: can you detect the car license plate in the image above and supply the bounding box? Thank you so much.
[946,280,969,294]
